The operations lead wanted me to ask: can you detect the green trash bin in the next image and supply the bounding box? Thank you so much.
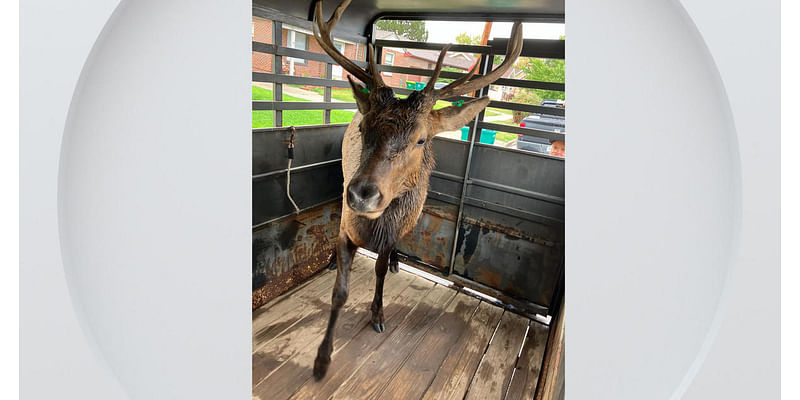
[460,127,497,145]
[415,82,426,90]
[405,81,416,90]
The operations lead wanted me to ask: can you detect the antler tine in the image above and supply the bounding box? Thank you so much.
[367,43,385,88]
[422,43,452,95]
[313,0,373,86]
[432,21,524,100]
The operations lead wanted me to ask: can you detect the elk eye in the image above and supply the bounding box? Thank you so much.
[417,139,426,145]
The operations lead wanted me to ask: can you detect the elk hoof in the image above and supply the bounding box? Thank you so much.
[389,261,399,274]
[313,354,330,381]
[371,322,386,333]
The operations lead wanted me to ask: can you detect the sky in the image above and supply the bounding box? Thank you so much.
[424,21,565,43]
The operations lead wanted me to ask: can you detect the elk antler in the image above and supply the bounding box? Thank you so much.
[313,0,384,88]
[426,21,524,100]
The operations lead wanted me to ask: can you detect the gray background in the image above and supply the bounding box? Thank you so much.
[20,0,778,398]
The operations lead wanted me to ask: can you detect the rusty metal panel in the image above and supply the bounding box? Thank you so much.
[452,211,563,309]
[397,199,458,271]
[398,198,562,312]
[252,201,341,309]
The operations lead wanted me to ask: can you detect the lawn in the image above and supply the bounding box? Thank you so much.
[252,86,356,128]
[494,131,519,143]
[252,85,517,139]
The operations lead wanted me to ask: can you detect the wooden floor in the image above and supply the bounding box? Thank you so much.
[252,254,550,400]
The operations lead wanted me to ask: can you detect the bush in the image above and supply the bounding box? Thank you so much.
[512,110,529,124]
[511,89,544,123]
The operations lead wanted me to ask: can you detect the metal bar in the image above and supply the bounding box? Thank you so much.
[252,196,343,232]
[380,65,565,93]
[375,39,492,54]
[430,168,565,205]
[252,158,342,181]
[376,37,564,59]
[469,178,565,206]
[426,190,462,205]
[447,53,492,276]
[253,72,350,88]
[371,12,564,24]
[489,38,565,59]
[252,41,276,54]
[492,77,564,92]
[272,21,283,127]
[487,100,565,116]
[252,4,367,44]
[430,170,463,182]
[278,46,368,67]
[462,196,564,225]
[395,252,550,317]
[378,65,470,81]
[324,63,332,124]
[253,123,348,134]
[478,121,566,142]
[253,101,357,111]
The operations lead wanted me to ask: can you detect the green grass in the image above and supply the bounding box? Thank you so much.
[494,131,519,143]
[252,85,515,132]
[252,86,355,128]
[484,107,513,117]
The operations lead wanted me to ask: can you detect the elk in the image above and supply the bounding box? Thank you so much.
[311,0,523,380]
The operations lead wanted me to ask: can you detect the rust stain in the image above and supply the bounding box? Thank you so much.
[463,216,558,248]
[253,202,342,310]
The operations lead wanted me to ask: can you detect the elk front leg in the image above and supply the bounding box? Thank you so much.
[313,234,357,380]
[388,248,399,273]
[370,250,390,333]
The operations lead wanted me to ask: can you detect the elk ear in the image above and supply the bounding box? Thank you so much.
[347,75,372,114]
[429,96,492,136]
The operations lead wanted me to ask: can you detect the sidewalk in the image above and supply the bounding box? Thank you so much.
[253,82,344,102]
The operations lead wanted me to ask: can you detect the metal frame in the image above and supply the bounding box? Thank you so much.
[252,6,565,316]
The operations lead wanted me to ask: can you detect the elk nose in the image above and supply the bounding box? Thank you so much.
[347,180,382,211]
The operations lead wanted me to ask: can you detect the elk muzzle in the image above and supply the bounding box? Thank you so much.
[346,177,383,215]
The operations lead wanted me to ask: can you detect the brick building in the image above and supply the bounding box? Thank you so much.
[252,17,519,98]
[252,17,365,80]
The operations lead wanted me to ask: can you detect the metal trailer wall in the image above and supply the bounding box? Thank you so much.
[252,2,565,316]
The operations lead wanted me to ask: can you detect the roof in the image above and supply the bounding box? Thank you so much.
[254,0,564,39]
[405,48,476,70]
[374,29,477,70]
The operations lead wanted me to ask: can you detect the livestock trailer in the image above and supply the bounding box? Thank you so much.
[251,1,565,399]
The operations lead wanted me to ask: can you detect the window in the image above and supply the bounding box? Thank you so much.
[334,41,345,54]
[384,52,394,76]
[287,30,307,64]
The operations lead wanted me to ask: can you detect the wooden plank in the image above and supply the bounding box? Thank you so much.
[251,260,377,386]
[535,301,564,400]
[504,321,550,400]
[464,311,530,400]
[252,270,418,399]
[378,293,481,400]
[252,255,372,352]
[420,301,504,400]
[332,284,459,400]
[287,279,438,400]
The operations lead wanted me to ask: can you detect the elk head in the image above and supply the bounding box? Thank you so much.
[313,0,523,218]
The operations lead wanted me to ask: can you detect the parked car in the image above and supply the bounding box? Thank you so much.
[517,100,565,154]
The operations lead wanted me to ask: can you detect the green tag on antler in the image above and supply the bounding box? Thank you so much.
[361,88,370,94]
[452,100,464,107]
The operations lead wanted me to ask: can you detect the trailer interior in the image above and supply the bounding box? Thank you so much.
[252,1,565,399]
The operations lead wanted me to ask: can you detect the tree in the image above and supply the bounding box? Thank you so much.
[375,20,428,42]
[455,32,481,45]
[516,58,565,100]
